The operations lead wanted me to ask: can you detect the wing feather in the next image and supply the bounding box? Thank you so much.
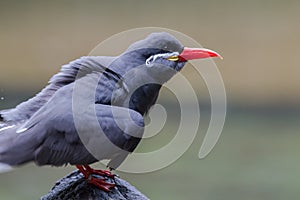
[0,56,115,122]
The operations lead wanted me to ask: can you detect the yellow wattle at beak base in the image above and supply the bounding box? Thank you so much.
[167,56,179,61]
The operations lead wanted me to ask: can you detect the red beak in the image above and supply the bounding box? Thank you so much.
[178,47,222,62]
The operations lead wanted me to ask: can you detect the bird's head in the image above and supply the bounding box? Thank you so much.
[122,32,221,74]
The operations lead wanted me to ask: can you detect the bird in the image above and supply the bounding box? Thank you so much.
[0,32,221,191]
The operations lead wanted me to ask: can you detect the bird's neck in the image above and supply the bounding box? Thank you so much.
[128,83,162,115]
[110,68,166,116]
[108,54,176,116]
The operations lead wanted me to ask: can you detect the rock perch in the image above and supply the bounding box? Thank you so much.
[40,171,150,200]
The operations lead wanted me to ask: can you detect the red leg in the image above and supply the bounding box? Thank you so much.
[76,165,115,192]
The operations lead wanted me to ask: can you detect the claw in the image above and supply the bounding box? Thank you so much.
[76,165,116,192]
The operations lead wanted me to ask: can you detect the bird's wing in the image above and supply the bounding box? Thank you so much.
[0,78,144,168]
[0,56,116,122]
[33,103,144,167]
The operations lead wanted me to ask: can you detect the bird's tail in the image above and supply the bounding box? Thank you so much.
[0,123,36,172]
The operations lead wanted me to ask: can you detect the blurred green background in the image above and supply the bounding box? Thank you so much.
[0,0,299,199]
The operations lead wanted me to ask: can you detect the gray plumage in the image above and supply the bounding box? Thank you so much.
[0,32,185,170]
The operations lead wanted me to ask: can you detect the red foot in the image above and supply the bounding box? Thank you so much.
[76,165,115,192]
